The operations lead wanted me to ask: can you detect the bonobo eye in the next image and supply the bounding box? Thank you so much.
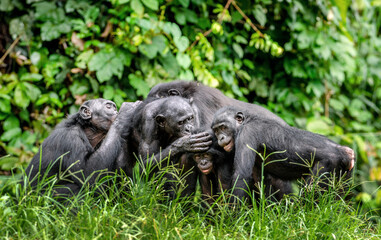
[235,112,244,124]
[105,102,115,109]
[178,120,184,125]
[168,89,181,96]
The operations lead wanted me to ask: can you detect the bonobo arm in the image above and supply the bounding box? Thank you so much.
[231,129,257,201]
[140,132,212,170]
[83,101,141,184]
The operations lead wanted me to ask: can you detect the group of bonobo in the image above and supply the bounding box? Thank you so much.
[22,81,355,204]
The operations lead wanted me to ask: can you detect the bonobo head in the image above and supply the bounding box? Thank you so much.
[194,152,214,175]
[191,128,228,175]
[155,96,195,138]
[212,107,245,152]
[147,80,188,99]
[79,98,118,131]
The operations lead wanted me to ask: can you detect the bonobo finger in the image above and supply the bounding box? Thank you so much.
[190,146,211,153]
[189,135,212,144]
[190,132,212,142]
[191,131,211,139]
[192,140,213,148]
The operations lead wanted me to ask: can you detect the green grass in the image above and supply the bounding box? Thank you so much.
[0,163,380,240]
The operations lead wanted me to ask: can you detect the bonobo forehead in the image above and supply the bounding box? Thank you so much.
[212,106,238,127]
[81,98,116,112]
[82,98,114,108]
[148,80,188,98]
[162,96,193,116]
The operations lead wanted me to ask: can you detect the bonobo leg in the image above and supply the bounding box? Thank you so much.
[308,145,355,189]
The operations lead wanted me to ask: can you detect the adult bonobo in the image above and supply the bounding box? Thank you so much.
[128,96,212,198]
[211,106,355,201]
[22,99,140,197]
[147,80,293,196]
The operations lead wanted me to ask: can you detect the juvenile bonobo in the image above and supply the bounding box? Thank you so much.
[189,131,233,204]
[22,99,140,198]
[129,96,212,198]
[212,106,355,200]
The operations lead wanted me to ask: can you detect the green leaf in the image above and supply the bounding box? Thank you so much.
[131,0,144,15]
[0,0,15,12]
[69,81,89,96]
[222,71,234,85]
[176,52,191,69]
[20,73,43,82]
[88,49,125,82]
[141,0,158,11]
[1,128,22,142]
[178,0,189,7]
[253,5,267,26]
[306,118,332,135]
[160,52,180,77]
[14,84,29,108]
[0,99,11,113]
[330,99,345,111]
[3,115,20,131]
[175,9,186,25]
[232,43,244,58]
[174,36,189,52]
[103,86,115,100]
[128,74,150,97]
[23,82,42,102]
[76,50,94,69]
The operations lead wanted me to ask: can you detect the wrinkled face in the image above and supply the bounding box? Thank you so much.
[81,99,118,131]
[156,97,195,138]
[194,153,214,175]
[212,123,235,152]
[212,109,244,152]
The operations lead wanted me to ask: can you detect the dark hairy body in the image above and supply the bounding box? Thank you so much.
[212,106,355,200]
[147,80,292,199]
[22,99,140,197]
[125,96,212,198]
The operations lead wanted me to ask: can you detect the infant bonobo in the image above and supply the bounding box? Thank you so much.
[189,131,233,204]
[212,106,355,201]
[22,99,140,198]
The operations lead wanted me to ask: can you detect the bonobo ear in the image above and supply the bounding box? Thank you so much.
[80,105,92,120]
[235,112,244,124]
[168,89,181,96]
[155,114,166,127]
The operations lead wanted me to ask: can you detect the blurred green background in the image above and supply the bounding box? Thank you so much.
[0,0,380,212]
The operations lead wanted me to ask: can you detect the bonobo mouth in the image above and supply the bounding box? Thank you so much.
[223,140,234,152]
[200,167,212,175]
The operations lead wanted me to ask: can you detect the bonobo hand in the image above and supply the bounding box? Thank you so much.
[119,101,142,114]
[115,101,142,136]
[172,131,212,154]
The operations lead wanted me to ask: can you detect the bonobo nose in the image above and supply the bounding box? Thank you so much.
[185,125,193,133]
[200,160,207,166]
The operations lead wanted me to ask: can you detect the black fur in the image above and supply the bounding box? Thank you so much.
[212,106,355,200]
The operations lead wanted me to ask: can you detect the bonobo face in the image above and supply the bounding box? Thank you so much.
[80,99,118,131]
[212,108,244,152]
[155,97,196,138]
[194,153,214,175]
[213,123,235,152]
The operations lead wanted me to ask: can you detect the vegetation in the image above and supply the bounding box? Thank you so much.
[0,0,381,237]
[1,163,380,239]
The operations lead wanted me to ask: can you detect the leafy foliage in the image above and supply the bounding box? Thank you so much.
[0,0,381,211]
